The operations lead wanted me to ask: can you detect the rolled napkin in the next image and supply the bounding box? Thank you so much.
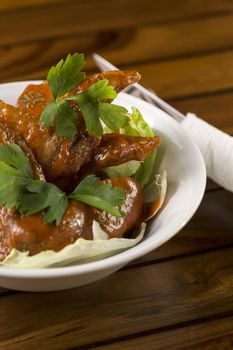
[181,113,233,192]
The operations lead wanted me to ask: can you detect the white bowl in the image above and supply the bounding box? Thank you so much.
[0,81,206,292]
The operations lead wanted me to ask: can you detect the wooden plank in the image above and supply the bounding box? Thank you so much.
[0,186,225,297]
[126,50,233,100]
[88,14,233,68]
[0,35,99,83]
[0,188,226,294]
[130,187,233,265]
[0,248,232,349]
[170,90,233,134]
[0,0,66,11]
[0,185,230,295]
[0,0,233,46]
[93,316,233,350]
[205,179,221,191]
[0,289,17,296]
[2,49,233,102]
[0,187,231,294]
[2,14,233,83]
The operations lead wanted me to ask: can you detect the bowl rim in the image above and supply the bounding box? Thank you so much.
[0,82,206,279]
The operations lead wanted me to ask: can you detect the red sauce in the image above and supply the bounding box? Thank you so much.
[0,71,158,260]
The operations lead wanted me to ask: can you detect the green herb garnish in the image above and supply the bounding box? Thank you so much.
[39,53,129,139]
[69,175,125,217]
[0,144,125,225]
[47,53,85,99]
[19,181,68,226]
[68,79,128,136]
[40,53,85,140]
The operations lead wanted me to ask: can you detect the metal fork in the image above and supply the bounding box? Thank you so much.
[92,53,185,123]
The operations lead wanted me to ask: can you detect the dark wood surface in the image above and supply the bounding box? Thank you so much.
[0,1,233,349]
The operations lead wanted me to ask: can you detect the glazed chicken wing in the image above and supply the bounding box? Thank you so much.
[0,123,144,261]
[70,70,141,95]
[0,51,164,267]
[17,70,141,118]
[93,132,160,168]
[0,100,159,184]
[17,81,52,119]
[11,70,142,182]
[0,100,99,181]
[0,177,143,260]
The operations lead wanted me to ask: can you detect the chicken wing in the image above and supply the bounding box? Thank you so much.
[17,70,141,118]
[17,81,52,119]
[0,176,143,260]
[0,100,99,181]
[70,70,141,95]
[13,70,142,181]
[93,132,160,168]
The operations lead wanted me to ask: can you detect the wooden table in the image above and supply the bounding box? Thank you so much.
[0,1,233,349]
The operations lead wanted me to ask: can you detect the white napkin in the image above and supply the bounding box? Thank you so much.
[181,113,233,192]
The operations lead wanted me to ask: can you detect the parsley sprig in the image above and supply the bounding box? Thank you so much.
[47,53,85,99]
[68,79,128,136]
[40,53,85,140]
[0,144,125,225]
[69,175,125,217]
[39,53,129,139]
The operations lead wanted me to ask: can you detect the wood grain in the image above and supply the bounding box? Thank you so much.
[2,13,233,82]
[91,14,233,67]
[0,0,66,11]
[0,35,100,83]
[0,248,232,349]
[124,50,233,100]
[130,187,233,265]
[170,90,233,135]
[1,0,233,46]
[2,48,233,104]
[0,186,230,296]
[0,1,232,349]
[93,316,233,350]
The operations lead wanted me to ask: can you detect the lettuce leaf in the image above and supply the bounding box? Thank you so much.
[1,222,146,269]
[123,107,154,137]
[143,171,167,221]
[103,107,157,183]
[121,107,157,187]
[104,160,141,178]
[133,152,156,188]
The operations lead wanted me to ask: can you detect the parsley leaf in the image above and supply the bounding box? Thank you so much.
[0,143,68,225]
[40,53,85,139]
[86,79,117,100]
[0,144,126,224]
[19,181,68,226]
[47,53,85,99]
[39,98,79,140]
[99,103,128,131]
[69,80,128,136]
[54,100,79,140]
[69,175,125,217]
[0,144,33,208]
[39,101,58,128]
[0,143,34,179]
[40,54,129,139]
[73,92,103,136]
[0,162,29,208]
